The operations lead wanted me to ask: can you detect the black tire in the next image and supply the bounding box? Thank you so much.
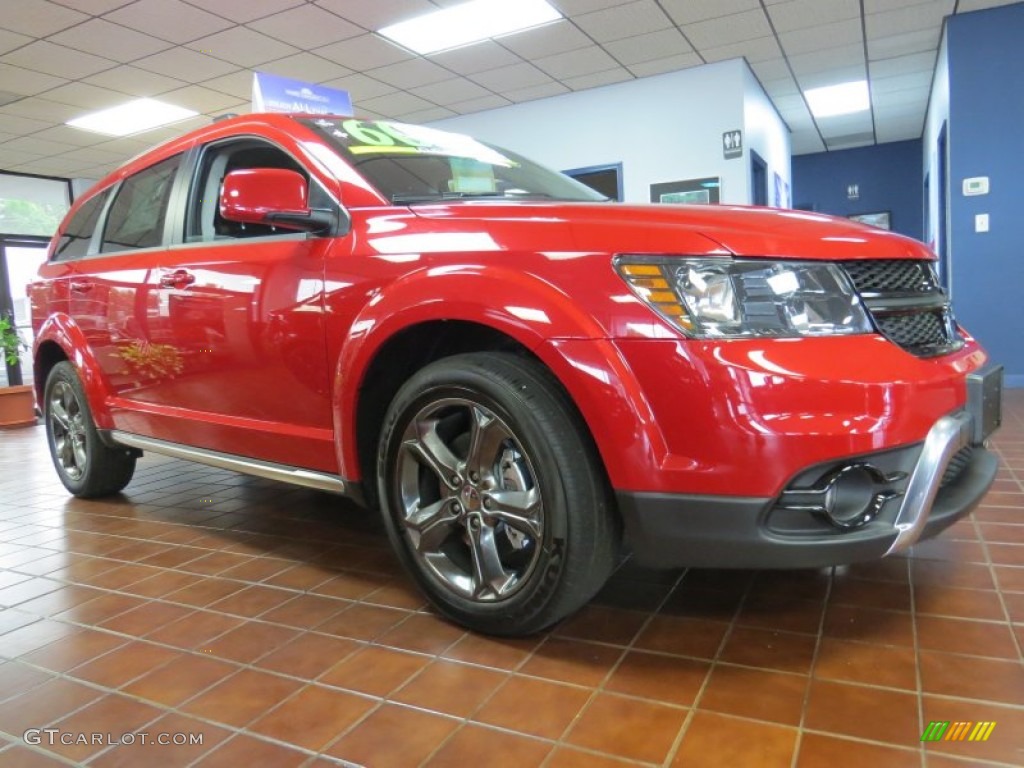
[377,352,619,636]
[44,361,136,498]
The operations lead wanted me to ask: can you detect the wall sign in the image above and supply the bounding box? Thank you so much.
[650,178,721,205]
[252,72,352,116]
[723,130,743,159]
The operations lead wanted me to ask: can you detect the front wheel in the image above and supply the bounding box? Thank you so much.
[44,361,136,498]
[377,352,619,636]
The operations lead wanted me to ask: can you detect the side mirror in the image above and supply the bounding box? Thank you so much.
[219,168,335,233]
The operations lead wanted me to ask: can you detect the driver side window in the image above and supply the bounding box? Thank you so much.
[187,140,309,242]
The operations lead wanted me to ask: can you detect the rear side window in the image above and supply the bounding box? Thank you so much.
[53,191,107,261]
[101,154,181,253]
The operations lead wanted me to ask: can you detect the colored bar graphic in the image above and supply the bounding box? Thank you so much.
[921,721,996,742]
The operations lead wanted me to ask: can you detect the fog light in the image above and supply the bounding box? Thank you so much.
[778,463,906,530]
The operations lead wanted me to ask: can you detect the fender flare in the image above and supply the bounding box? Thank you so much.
[33,314,117,430]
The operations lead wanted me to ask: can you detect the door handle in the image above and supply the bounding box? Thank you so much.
[159,269,195,289]
[69,280,93,293]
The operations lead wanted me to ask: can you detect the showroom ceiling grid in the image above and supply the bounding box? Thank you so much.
[0,0,1018,180]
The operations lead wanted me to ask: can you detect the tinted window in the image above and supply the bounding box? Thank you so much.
[53,191,107,261]
[101,155,181,253]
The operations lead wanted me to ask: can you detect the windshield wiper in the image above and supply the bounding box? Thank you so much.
[391,192,504,204]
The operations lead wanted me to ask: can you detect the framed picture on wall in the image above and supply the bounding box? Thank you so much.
[562,162,623,201]
[849,211,892,230]
[650,177,721,204]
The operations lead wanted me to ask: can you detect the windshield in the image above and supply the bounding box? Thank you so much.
[300,117,607,205]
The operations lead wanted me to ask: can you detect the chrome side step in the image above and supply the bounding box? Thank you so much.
[109,431,346,495]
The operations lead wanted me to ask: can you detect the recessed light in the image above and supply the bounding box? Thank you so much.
[378,0,562,55]
[804,81,870,118]
[67,98,198,137]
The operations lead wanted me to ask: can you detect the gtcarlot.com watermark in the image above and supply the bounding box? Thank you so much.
[24,729,203,747]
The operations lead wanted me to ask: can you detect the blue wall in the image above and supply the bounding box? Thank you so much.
[948,5,1024,387]
[791,140,923,241]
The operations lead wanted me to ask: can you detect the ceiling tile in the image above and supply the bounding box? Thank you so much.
[196,0,304,23]
[863,0,952,12]
[0,98,81,123]
[1,41,117,80]
[779,19,863,56]
[199,70,255,100]
[791,134,826,155]
[956,0,1020,10]
[428,42,523,76]
[43,81,133,110]
[358,90,435,117]
[2,0,89,36]
[315,34,413,70]
[795,63,868,91]
[186,27,299,68]
[869,70,934,94]
[760,76,801,97]
[869,52,937,78]
[49,19,173,61]
[470,62,554,92]
[33,125,111,147]
[563,67,634,90]
[133,47,240,81]
[448,93,513,114]
[248,4,362,49]
[573,0,673,43]
[628,51,703,77]
[702,35,782,63]
[106,0,235,44]
[766,0,860,32]
[1,135,81,156]
[660,0,761,26]
[865,1,956,38]
[414,77,492,105]
[686,9,774,49]
[498,20,591,60]
[787,44,866,76]
[551,0,626,13]
[501,81,570,103]
[258,52,353,83]
[51,0,134,12]
[867,28,941,60]
[603,28,693,66]
[83,65,188,97]
[0,63,67,96]
[534,46,619,79]
[871,90,929,110]
[0,114,53,136]
[158,85,242,114]
[0,29,32,56]
[313,0,436,30]
[367,58,452,90]
[396,105,457,122]
[751,58,793,82]
[321,73,398,102]
[0,149,42,168]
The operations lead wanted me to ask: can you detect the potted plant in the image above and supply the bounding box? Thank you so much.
[0,315,36,428]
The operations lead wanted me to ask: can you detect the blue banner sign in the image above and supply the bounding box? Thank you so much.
[252,72,353,116]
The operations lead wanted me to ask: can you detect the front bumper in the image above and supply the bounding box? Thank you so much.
[620,366,1003,569]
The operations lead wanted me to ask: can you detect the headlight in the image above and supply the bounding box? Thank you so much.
[616,257,872,338]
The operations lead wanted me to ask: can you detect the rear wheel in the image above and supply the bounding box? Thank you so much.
[378,352,619,635]
[44,361,136,498]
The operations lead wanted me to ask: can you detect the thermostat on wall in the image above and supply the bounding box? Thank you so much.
[963,176,989,196]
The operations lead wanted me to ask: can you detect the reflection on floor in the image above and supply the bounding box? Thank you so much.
[0,390,1022,767]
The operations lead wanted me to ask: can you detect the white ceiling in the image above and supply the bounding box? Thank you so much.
[0,0,1017,181]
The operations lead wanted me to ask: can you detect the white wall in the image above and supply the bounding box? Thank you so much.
[430,60,757,204]
[923,27,950,253]
[742,65,792,206]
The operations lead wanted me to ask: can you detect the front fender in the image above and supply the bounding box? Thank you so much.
[34,313,116,429]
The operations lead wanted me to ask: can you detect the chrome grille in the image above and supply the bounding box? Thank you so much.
[839,260,962,357]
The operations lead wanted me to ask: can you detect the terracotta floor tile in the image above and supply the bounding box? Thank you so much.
[0,677,103,734]
[249,684,374,751]
[190,734,309,768]
[217,556,293,583]
[424,723,552,768]
[822,603,915,646]
[553,604,649,646]
[605,650,710,706]
[199,622,299,664]
[830,576,913,612]
[314,603,409,641]
[362,579,428,610]
[979,523,1024,544]
[475,675,591,739]
[804,679,920,744]
[747,569,832,601]
[375,612,466,655]
[993,566,1024,592]
[795,732,921,768]
[593,576,672,611]
[4,619,85,657]
[699,665,808,726]
[916,615,1020,658]
[0,662,54,702]
[206,585,297,618]
[257,593,350,629]
[566,691,687,763]
[519,637,622,687]
[658,586,745,621]
[393,660,507,717]
[122,653,238,706]
[12,585,105,616]
[47,694,165,762]
[181,669,304,728]
[98,601,195,637]
[70,640,180,688]
[546,747,638,767]
[0,745,74,767]
[88,713,231,768]
[53,592,147,625]
[718,626,818,674]
[0,578,63,608]
[441,632,540,671]
[19,628,127,673]
[736,595,826,635]
[913,560,996,590]
[812,637,918,690]
[633,615,731,659]
[321,645,431,696]
[914,584,1007,620]
[117,569,203,598]
[254,632,360,680]
[673,711,797,768]
[309,572,381,601]
[145,610,242,649]
[177,551,256,576]
[326,703,458,766]
[919,650,1024,705]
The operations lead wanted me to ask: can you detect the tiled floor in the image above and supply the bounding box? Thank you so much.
[0,392,1022,768]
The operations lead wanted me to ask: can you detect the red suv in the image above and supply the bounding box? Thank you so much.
[30,114,1002,635]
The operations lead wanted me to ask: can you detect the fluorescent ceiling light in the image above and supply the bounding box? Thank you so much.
[378,0,562,55]
[67,98,198,137]
[804,80,870,118]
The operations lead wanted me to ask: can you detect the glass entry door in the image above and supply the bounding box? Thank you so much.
[1,239,48,388]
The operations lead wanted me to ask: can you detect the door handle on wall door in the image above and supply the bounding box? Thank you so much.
[159,269,195,288]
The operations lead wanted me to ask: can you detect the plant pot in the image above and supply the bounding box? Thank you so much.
[0,385,37,428]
